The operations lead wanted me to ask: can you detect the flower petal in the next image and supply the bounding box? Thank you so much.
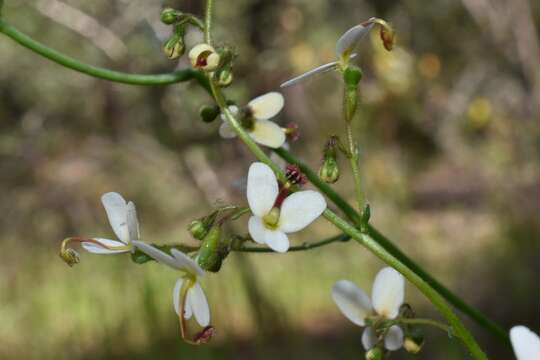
[280,61,338,88]
[372,267,405,319]
[385,325,404,351]
[336,23,373,57]
[511,326,540,360]
[278,190,326,233]
[247,162,279,217]
[219,121,237,139]
[173,278,192,319]
[331,280,372,326]
[101,192,130,244]
[171,248,205,277]
[248,216,289,253]
[187,282,210,327]
[249,120,286,148]
[132,240,178,270]
[248,92,284,120]
[361,326,377,351]
[81,238,130,254]
[126,201,139,242]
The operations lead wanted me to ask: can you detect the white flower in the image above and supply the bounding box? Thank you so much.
[81,192,138,254]
[246,162,326,253]
[219,92,286,149]
[332,267,405,352]
[280,22,373,88]
[189,43,220,72]
[133,241,210,328]
[510,326,540,360]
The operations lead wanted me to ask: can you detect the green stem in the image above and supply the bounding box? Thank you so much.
[399,318,455,337]
[204,0,214,45]
[322,209,487,359]
[236,234,349,253]
[0,20,210,91]
[345,121,364,210]
[274,147,510,347]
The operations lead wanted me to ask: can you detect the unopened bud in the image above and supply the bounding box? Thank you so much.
[160,8,181,25]
[60,248,80,267]
[197,226,229,272]
[188,219,208,240]
[365,347,383,360]
[217,68,233,87]
[404,334,424,354]
[189,44,220,72]
[199,105,220,123]
[319,157,340,184]
[163,33,185,59]
[285,164,307,185]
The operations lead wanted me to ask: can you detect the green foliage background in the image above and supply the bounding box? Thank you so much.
[1,0,540,358]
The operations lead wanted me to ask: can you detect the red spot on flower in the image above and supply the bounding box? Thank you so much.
[194,325,215,344]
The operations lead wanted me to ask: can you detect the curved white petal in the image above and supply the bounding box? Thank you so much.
[280,61,338,88]
[173,278,192,319]
[336,23,373,57]
[331,280,372,326]
[247,162,278,217]
[372,267,405,319]
[248,92,284,120]
[249,120,286,149]
[132,240,178,269]
[126,201,139,242]
[81,238,130,254]
[187,282,210,327]
[248,216,289,253]
[511,326,540,360]
[219,121,237,139]
[101,192,130,243]
[171,248,205,277]
[385,325,404,351]
[361,326,377,351]
[278,191,326,233]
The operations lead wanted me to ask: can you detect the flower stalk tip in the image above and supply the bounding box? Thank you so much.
[59,238,80,267]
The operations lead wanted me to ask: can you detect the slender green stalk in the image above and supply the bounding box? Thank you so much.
[322,209,487,359]
[274,147,510,347]
[0,20,210,90]
[236,234,349,253]
[345,121,364,210]
[204,0,214,45]
[399,318,455,336]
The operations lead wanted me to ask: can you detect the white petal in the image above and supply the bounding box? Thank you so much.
[173,278,192,319]
[126,201,139,242]
[132,240,178,269]
[336,23,373,57]
[385,325,404,351]
[331,280,372,326]
[278,191,327,233]
[511,326,540,360]
[219,105,239,121]
[248,92,284,120]
[219,121,237,139]
[249,120,286,149]
[101,192,130,244]
[248,216,289,253]
[187,282,210,327]
[362,327,377,351]
[280,61,339,88]
[171,248,205,277]
[81,238,130,254]
[372,267,405,319]
[247,162,279,217]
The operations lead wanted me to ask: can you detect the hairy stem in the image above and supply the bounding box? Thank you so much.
[0,20,210,90]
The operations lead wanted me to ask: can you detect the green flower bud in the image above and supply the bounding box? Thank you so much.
[59,248,80,267]
[160,8,180,25]
[188,219,208,240]
[197,226,229,272]
[217,68,233,87]
[365,347,383,360]
[319,156,340,184]
[404,328,424,354]
[343,65,363,88]
[199,105,221,123]
[163,33,185,60]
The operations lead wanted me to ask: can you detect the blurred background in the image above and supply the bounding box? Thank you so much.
[1,0,539,359]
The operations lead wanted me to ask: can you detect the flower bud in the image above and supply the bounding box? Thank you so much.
[319,157,340,184]
[189,44,220,72]
[199,105,220,123]
[160,8,180,25]
[217,68,233,87]
[197,226,229,272]
[404,334,424,354]
[59,248,80,267]
[188,219,208,240]
[365,347,383,360]
[344,65,363,88]
[163,33,185,60]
